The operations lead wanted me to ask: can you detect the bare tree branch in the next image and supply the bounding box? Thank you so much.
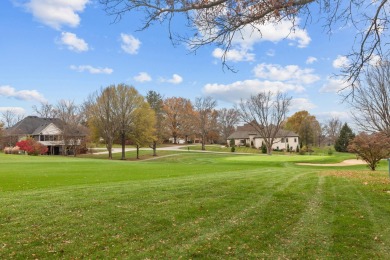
[348,60,390,136]
[194,96,217,150]
[237,91,291,155]
[100,0,390,91]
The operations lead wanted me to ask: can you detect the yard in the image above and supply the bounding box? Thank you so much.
[0,150,389,259]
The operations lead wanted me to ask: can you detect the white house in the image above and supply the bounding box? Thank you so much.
[227,123,300,151]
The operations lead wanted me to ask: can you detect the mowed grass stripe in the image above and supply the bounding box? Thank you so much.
[270,174,333,258]
[0,167,307,259]
[321,176,390,259]
[167,171,311,258]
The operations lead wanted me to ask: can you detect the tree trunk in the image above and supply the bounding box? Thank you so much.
[106,138,113,159]
[107,145,112,159]
[121,132,126,160]
[266,144,272,155]
[152,141,157,156]
[136,144,140,159]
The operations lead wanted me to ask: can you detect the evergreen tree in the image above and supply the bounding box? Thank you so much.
[261,142,267,154]
[334,123,355,152]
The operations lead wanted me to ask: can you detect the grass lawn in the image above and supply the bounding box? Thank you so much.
[0,151,389,259]
[185,144,340,156]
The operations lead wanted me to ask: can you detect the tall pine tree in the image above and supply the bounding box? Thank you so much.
[335,123,355,152]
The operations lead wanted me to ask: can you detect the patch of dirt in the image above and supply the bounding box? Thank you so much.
[296,159,366,167]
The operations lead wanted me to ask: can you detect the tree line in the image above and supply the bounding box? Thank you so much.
[1,59,389,163]
[0,86,364,157]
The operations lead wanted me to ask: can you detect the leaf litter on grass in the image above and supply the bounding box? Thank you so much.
[321,170,390,193]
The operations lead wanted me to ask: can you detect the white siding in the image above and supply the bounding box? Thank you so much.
[41,123,62,135]
[254,136,299,151]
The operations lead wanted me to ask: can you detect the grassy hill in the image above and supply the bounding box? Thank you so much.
[0,151,389,258]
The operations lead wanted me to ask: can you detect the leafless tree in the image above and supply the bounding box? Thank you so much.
[348,60,390,137]
[55,100,85,156]
[113,84,145,160]
[238,91,291,155]
[194,96,218,150]
[32,102,58,118]
[86,87,118,159]
[323,117,342,145]
[316,123,327,147]
[86,84,146,159]
[217,108,240,145]
[100,0,390,86]
[1,109,24,128]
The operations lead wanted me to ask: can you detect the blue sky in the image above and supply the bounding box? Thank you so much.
[0,0,359,124]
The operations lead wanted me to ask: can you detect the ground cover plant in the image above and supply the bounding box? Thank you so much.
[0,151,389,258]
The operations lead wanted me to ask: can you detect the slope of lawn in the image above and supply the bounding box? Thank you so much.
[0,152,389,259]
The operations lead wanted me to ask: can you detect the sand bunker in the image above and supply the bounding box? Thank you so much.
[297,159,366,167]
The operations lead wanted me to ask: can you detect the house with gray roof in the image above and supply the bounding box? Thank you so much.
[3,116,87,155]
[227,123,300,151]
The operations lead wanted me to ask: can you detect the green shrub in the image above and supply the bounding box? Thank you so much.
[299,146,307,155]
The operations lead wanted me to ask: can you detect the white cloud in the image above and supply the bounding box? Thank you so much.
[161,74,183,84]
[231,18,311,50]
[306,56,318,64]
[120,33,141,55]
[212,48,255,62]
[332,55,350,69]
[205,18,310,62]
[320,77,350,93]
[134,72,152,83]
[253,63,320,84]
[0,85,46,103]
[70,65,113,74]
[202,79,304,103]
[24,0,89,29]
[59,32,89,52]
[290,98,317,112]
[316,111,351,123]
[0,107,26,115]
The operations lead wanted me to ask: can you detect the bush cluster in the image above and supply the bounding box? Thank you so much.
[16,139,48,156]
[3,146,20,154]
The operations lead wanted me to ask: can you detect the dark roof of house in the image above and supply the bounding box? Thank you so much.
[5,116,86,136]
[227,123,298,140]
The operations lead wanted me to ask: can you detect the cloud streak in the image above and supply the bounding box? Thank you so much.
[203,79,304,103]
[253,63,320,84]
[0,85,46,103]
[70,65,113,74]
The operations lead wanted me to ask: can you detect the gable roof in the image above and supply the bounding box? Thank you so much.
[4,116,86,136]
[32,122,62,135]
[227,123,298,140]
